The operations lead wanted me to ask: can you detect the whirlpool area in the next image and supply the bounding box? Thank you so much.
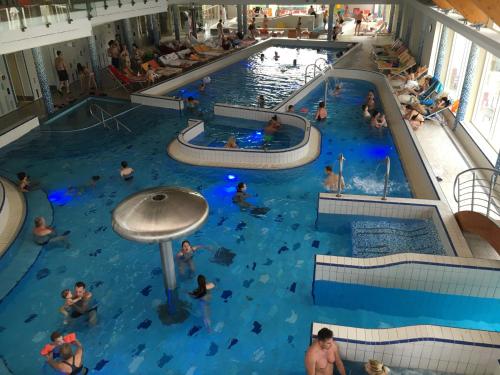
[0,3,499,374]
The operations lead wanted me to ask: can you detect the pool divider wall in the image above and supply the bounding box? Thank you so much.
[311,322,500,374]
[314,253,500,299]
[131,39,358,109]
[0,177,26,258]
[0,115,39,149]
[318,193,470,257]
[167,105,321,169]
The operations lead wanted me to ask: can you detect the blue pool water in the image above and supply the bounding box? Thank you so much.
[169,46,343,111]
[189,116,305,150]
[0,47,465,373]
[314,281,500,331]
[316,214,446,257]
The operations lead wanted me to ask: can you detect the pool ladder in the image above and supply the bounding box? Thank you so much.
[335,154,391,200]
[304,57,330,83]
[89,103,132,132]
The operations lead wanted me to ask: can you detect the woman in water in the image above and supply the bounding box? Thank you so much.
[370,111,387,128]
[189,275,215,331]
[45,339,88,374]
[224,136,238,149]
[364,359,390,375]
[315,101,328,121]
[120,161,134,181]
[176,240,209,277]
[361,104,372,120]
[33,217,70,248]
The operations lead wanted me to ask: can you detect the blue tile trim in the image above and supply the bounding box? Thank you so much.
[316,260,500,272]
[311,334,500,349]
[317,197,458,256]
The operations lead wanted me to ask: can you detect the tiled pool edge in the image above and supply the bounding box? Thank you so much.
[311,322,500,375]
[318,193,471,258]
[0,116,39,149]
[167,105,321,169]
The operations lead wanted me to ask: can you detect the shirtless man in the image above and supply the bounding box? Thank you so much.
[354,11,365,36]
[72,281,97,326]
[55,51,69,95]
[305,328,346,375]
[323,166,345,192]
[108,40,120,69]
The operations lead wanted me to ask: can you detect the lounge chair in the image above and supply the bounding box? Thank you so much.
[159,53,198,69]
[108,65,146,91]
[141,59,161,73]
[419,78,443,103]
[379,57,416,76]
[377,53,413,70]
[192,44,228,57]
[373,39,402,54]
[374,49,410,63]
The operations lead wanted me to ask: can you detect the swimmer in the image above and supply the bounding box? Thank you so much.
[260,53,265,61]
[120,161,134,181]
[71,281,97,326]
[189,275,215,331]
[315,101,328,121]
[33,217,70,248]
[323,166,345,192]
[89,175,100,188]
[263,115,281,146]
[366,90,375,103]
[332,84,342,96]
[370,111,387,128]
[224,136,238,149]
[199,81,206,92]
[366,96,376,112]
[305,327,346,375]
[293,59,297,67]
[176,240,210,277]
[258,95,265,108]
[274,51,280,60]
[17,172,31,192]
[361,104,372,120]
[202,76,211,84]
[232,182,253,208]
[186,96,199,108]
[40,332,66,358]
[59,289,82,324]
[287,104,295,113]
[45,339,87,374]
[365,359,390,375]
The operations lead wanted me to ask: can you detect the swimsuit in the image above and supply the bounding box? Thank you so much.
[62,356,87,374]
[57,70,69,82]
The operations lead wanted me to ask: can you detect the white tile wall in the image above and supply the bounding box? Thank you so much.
[130,94,183,110]
[312,323,500,375]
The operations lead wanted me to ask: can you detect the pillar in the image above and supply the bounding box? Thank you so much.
[417,15,428,64]
[433,25,448,81]
[327,3,335,41]
[237,4,243,33]
[388,1,395,33]
[172,5,180,41]
[31,47,54,114]
[395,3,404,40]
[147,14,154,44]
[121,18,134,55]
[151,14,160,46]
[242,4,248,35]
[496,153,500,171]
[190,7,197,38]
[454,43,479,128]
[88,33,100,86]
[403,10,414,46]
[159,241,177,310]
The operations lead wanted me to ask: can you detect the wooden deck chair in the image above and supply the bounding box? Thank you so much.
[377,52,412,70]
[381,58,416,76]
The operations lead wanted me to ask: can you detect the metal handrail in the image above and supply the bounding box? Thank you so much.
[453,167,499,219]
[89,103,131,132]
[336,153,345,197]
[382,156,390,200]
[304,60,331,83]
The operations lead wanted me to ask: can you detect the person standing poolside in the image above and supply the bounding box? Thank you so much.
[354,11,365,36]
[323,166,345,192]
[248,17,257,38]
[305,327,346,375]
[315,101,328,121]
[45,339,88,374]
[258,95,265,108]
[108,40,120,69]
[176,240,209,277]
[190,275,215,331]
[55,51,70,95]
[120,161,134,181]
[216,19,223,40]
[296,17,302,38]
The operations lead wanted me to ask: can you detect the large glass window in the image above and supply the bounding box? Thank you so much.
[472,53,500,153]
[444,32,471,100]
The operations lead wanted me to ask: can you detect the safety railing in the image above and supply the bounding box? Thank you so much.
[304,58,331,84]
[453,167,500,220]
[89,103,131,132]
[382,156,390,200]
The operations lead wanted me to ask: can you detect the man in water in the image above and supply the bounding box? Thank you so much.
[71,281,97,326]
[232,182,253,208]
[323,166,345,192]
[305,327,346,375]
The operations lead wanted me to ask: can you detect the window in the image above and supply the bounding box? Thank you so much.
[472,53,500,153]
[444,32,471,100]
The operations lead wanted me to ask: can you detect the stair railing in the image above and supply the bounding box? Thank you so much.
[89,103,132,132]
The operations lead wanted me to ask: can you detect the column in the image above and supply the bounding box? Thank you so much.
[404,10,414,46]
[172,5,180,41]
[433,25,448,81]
[31,47,54,114]
[327,3,335,41]
[152,14,160,46]
[395,3,404,40]
[237,4,243,33]
[121,18,134,55]
[147,14,155,44]
[190,7,197,38]
[417,15,428,64]
[454,43,479,128]
[388,1,395,33]
[88,33,100,86]
[242,4,248,35]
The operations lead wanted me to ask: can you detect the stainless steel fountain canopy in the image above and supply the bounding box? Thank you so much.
[111,186,209,243]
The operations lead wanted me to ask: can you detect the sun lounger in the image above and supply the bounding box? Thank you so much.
[108,65,146,91]
[192,44,228,57]
[156,67,183,78]
[159,53,198,69]
[379,57,416,76]
[377,53,413,70]
[141,59,161,73]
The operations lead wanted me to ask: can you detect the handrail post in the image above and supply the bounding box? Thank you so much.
[457,175,461,212]
[336,153,345,197]
[324,77,328,104]
[382,156,391,200]
[486,172,497,217]
[471,172,476,211]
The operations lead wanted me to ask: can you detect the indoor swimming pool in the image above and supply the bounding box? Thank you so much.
[189,116,305,150]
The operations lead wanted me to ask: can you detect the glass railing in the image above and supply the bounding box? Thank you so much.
[0,0,157,32]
